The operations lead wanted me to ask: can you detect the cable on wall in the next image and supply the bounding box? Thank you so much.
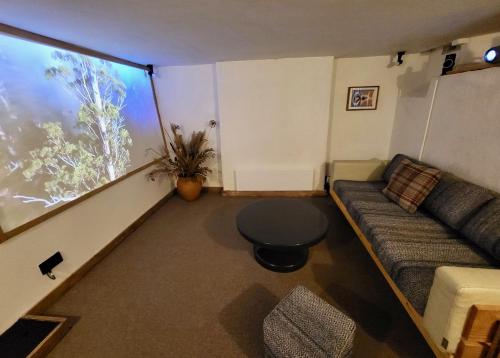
[418,78,439,161]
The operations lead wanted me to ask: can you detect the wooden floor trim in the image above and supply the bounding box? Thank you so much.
[222,190,327,197]
[0,23,148,71]
[28,189,175,315]
[330,190,450,358]
[3,159,162,241]
[23,315,74,358]
[202,186,223,193]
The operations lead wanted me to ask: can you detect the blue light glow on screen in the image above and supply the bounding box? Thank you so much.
[0,33,162,232]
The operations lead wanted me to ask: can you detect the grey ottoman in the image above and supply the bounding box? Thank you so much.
[263,286,356,358]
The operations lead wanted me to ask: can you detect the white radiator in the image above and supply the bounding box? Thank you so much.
[235,169,314,191]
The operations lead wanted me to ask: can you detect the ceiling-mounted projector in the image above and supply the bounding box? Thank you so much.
[484,46,500,64]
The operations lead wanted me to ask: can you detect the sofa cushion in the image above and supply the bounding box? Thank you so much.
[354,205,456,248]
[382,159,441,213]
[333,180,389,223]
[333,180,386,198]
[382,153,425,183]
[423,173,494,230]
[352,200,498,314]
[333,180,387,210]
[375,238,498,315]
[396,267,436,316]
[462,198,500,261]
[350,200,415,231]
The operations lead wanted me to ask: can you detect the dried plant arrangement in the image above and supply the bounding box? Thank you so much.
[148,123,215,200]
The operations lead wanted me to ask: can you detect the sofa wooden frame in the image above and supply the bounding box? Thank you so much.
[331,189,500,358]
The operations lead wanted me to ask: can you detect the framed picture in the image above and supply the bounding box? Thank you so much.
[346,86,379,111]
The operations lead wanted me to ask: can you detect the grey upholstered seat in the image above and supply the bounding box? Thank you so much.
[264,285,356,358]
[333,179,499,314]
[375,237,496,313]
[334,180,386,203]
[462,198,500,261]
[422,172,494,230]
[333,180,388,219]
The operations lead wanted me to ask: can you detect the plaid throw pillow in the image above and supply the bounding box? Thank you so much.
[383,159,442,213]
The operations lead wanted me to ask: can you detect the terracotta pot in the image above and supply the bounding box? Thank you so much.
[176,177,202,201]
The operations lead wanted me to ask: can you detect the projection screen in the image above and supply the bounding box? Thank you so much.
[0,32,164,236]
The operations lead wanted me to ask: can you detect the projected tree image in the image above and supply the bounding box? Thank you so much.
[0,33,164,234]
[14,52,133,207]
[45,52,132,182]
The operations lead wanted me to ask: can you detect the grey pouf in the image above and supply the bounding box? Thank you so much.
[263,286,356,358]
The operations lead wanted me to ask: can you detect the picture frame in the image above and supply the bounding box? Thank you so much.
[346,86,379,111]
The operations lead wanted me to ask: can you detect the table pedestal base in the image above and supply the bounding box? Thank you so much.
[253,245,308,273]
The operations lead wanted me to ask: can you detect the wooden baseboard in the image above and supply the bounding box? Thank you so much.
[28,189,175,315]
[202,186,223,193]
[330,190,450,358]
[222,190,327,197]
[3,159,163,242]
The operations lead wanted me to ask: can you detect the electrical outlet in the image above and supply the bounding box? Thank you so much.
[39,252,63,279]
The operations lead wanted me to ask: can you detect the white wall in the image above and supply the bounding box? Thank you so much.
[329,54,432,161]
[0,169,173,334]
[328,32,500,163]
[387,50,443,158]
[421,68,500,192]
[153,65,222,187]
[389,31,500,158]
[216,57,334,191]
[152,31,500,191]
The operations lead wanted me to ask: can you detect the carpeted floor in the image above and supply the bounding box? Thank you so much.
[46,193,433,357]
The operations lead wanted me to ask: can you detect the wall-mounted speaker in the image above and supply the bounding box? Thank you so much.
[441,54,457,75]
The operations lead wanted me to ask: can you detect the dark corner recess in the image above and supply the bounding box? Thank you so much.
[0,315,74,358]
[39,252,63,280]
[323,175,330,192]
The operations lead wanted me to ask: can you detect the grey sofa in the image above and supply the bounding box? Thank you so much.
[331,154,500,357]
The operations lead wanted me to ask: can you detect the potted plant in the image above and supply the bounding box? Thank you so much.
[148,123,215,201]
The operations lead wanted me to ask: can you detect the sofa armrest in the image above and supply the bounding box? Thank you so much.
[329,159,388,184]
[423,266,500,354]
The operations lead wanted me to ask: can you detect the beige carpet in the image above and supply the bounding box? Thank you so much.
[46,193,433,357]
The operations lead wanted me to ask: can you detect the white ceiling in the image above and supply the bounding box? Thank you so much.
[1,0,500,66]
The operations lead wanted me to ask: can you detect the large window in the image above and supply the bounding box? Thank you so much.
[0,32,164,237]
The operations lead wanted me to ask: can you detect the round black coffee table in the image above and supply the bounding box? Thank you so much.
[236,198,328,272]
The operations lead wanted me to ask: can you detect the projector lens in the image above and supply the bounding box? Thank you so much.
[484,47,500,63]
[485,50,496,62]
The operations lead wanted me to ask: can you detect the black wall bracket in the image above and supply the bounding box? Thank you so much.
[39,252,63,280]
